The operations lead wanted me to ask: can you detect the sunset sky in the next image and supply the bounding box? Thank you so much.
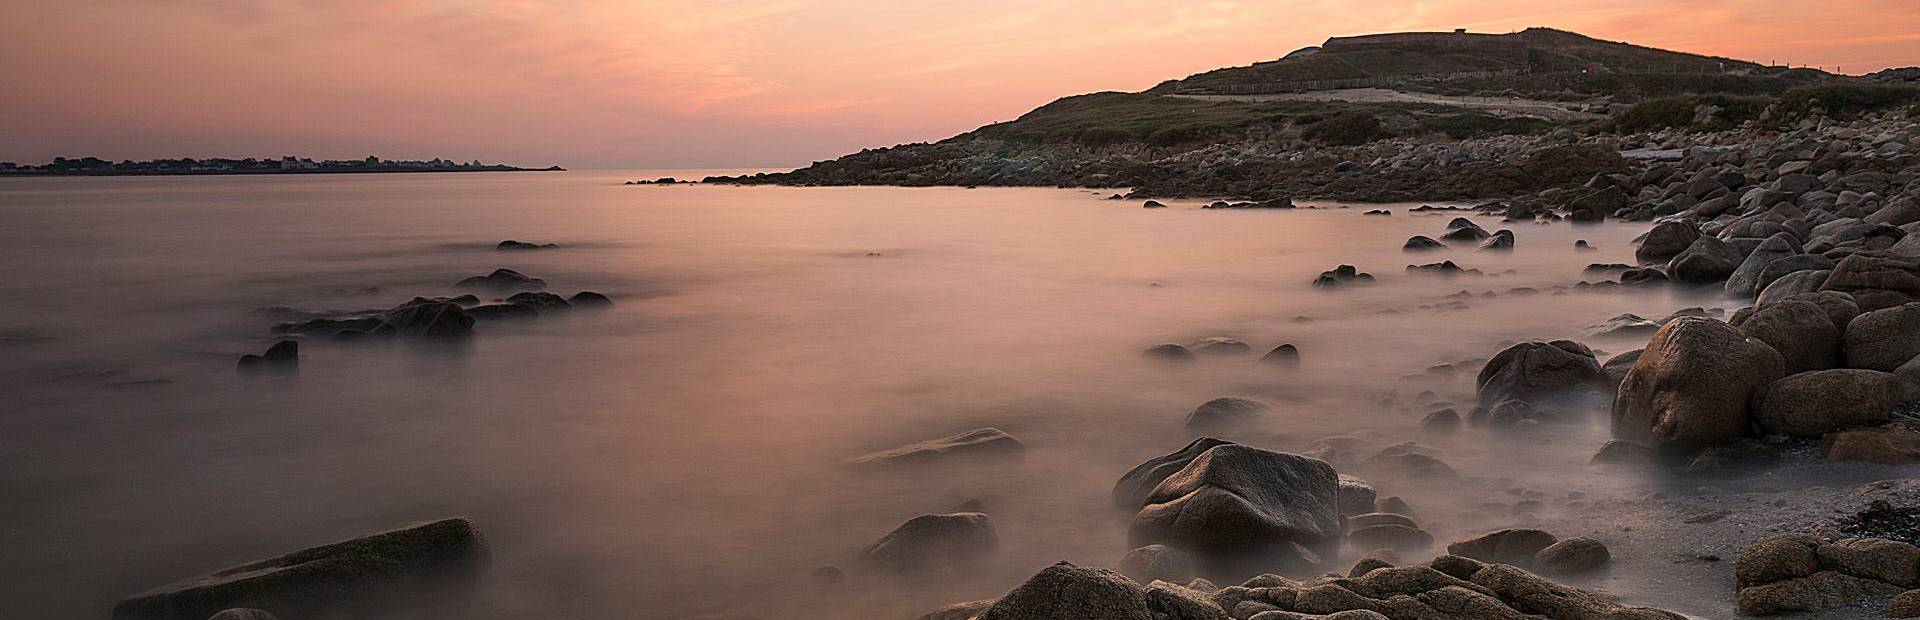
[3,1,1918,169]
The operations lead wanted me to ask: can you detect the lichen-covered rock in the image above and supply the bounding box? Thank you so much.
[1612,317,1784,449]
[1145,580,1228,620]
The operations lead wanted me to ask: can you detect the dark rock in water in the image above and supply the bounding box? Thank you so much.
[1447,528,1557,566]
[1613,318,1784,450]
[1636,221,1700,264]
[1575,240,1595,251]
[1821,254,1920,312]
[1566,186,1624,223]
[1475,341,1607,407]
[1313,265,1374,288]
[454,268,546,293]
[1407,260,1478,275]
[852,428,1024,465]
[1128,444,1341,563]
[496,240,558,250]
[1144,343,1195,361]
[1336,474,1377,516]
[273,317,384,337]
[1586,314,1660,338]
[1479,230,1515,251]
[1260,344,1300,367]
[1119,544,1199,584]
[859,512,998,574]
[1733,300,1840,374]
[1583,263,1632,275]
[1363,209,1391,216]
[1190,337,1251,355]
[810,564,845,584]
[1421,408,1461,433]
[1403,236,1446,251]
[1534,538,1611,576]
[1756,369,1901,437]
[1348,524,1434,552]
[111,518,488,620]
[567,291,613,308]
[1112,437,1237,509]
[1184,397,1269,432]
[1601,349,1642,390]
[467,303,539,321]
[1620,267,1669,287]
[1667,236,1741,285]
[1755,255,1835,295]
[506,291,571,312]
[1442,219,1490,242]
[1726,233,1801,298]
[238,340,299,372]
[1844,302,1920,371]
[1143,200,1167,209]
[380,299,475,338]
[978,561,1152,620]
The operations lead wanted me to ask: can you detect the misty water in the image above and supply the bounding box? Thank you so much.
[2,172,1755,618]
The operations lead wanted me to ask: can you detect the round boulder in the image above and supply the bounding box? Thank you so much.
[1128,445,1341,561]
[1734,299,1841,374]
[1534,537,1611,575]
[1845,303,1920,371]
[1756,369,1901,436]
[1666,236,1742,285]
[1636,221,1699,264]
[1185,397,1269,432]
[1475,341,1607,407]
[1613,318,1785,449]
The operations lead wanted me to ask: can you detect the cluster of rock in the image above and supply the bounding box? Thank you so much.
[1312,265,1374,288]
[1736,533,1920,615]
[1146,338,1301,367]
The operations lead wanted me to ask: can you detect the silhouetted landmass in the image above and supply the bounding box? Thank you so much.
[0,155,563,176]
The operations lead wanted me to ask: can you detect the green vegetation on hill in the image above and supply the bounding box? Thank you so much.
[1614,83,1920,132]
[960,92,1551,148]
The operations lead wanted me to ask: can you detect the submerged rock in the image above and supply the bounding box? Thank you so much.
[496,240,558,250]
[1191,337,1252,355]
[379,299,475,338]
[567,291,614,308]
[1112,437,1237,509]
[1260,344,1300,367]
[1403,236,1446,251]
[1144,343,1196,361]
[1185,397,1269,432]
[851,428,1025,465]
[1475,341,1607,408]
[1128,445,1341,563]
[237,340,298,372]
[859,512,998,574]
[454,268,547,293]
[112,518,488,620]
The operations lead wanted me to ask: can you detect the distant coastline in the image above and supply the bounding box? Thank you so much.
[0,155,563,177]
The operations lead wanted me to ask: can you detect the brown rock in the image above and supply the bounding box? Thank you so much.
[1824,425,1920,464]
[1737,570,1906,615]
[1447,529,1558,566]
[1755,369,1901,437]
[1612,317,1785,449]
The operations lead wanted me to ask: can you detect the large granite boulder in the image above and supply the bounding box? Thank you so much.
[1755,369,1901,436]
[1635,221,1699,264]
[1821,253,1920,312]
[1844,303,1920,371]
[1734,299,1841,374]
[1757,269,1832,306]
[1475,341,1607,407]
[1666,236,1742,285]
[1129,445,1341,562]
[979,562,1152,620]
[1612,318,1785,449]
[112,519,488,620]
[1113,437,1236,509]
[860,512,999,574]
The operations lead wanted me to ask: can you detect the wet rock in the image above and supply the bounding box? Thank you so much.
[237,340,298,371]
[1601,349,1642,390]
[860,513,998,574]
[1185,397,1269,432]
[1349,513,1420,530]
[567,291,613,308]
[272,316,385,337]
[1612,318,1785,449]
[1756,369,1900,436]
[496,240,557,250]
[979,561,1151,620]
[1260,344,1300,367]
[453,268,546,293]
[1313,265,1374,288]
[1844,303,1920,371]
[1192,337,1252,356]
[1636,221,1700,264]
[1586,314,1660,339]
[1337,474,1377,516]
[1114,438,1238,509]
[1146,343,1196,361]
[1144,200,1168,209]
[1574,240,1595,251]
[1821,254,1920,312]
[1475,340,1607,407]
[1421,408,1461,433]
[1120,544,1200,584]
[852,428,1025,465]
[506,291,571,312]
[1734,299,1841,374]
[1666,236,1741,285]
[1129,445,1341,562]
[1446,529,1557,566]
[379,299,475,338]
[1533,537,1610,576]
[111,519,487,620]
[1403,236,1446,251]
[1479,230,1514,251]
[1619,267,1669,287]
[1442,220,1489,242]
[1823,425,1920,464]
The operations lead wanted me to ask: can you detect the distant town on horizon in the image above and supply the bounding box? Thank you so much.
[0,155,564,176]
